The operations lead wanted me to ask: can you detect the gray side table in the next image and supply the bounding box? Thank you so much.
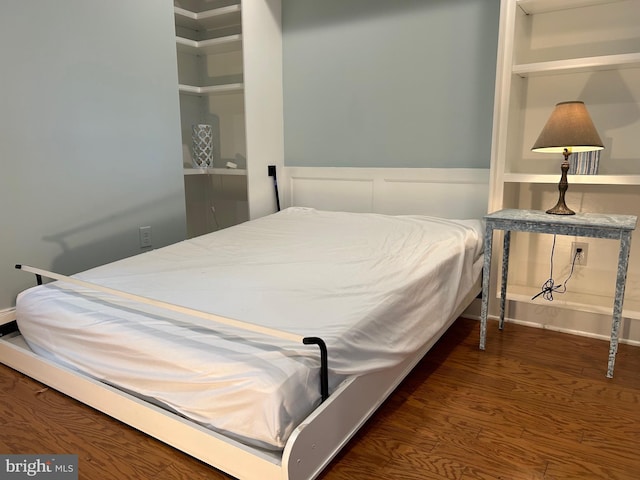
[479,209,637,378]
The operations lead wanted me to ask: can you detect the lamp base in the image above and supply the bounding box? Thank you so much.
[546,151,575,215]
[546,203,575,215]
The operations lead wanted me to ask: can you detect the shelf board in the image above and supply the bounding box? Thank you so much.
[179,83,243,96]
[183,167,247,176]
[174,4,241,31]
[176,34,242,56]
[503,173,640,185]
[505,283,640,320]
[517,0,628,14]
[513,52,640,77]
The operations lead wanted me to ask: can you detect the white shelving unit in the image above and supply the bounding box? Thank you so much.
[174,0,249,237]
[488,0,640,336]
[173,0,284,237]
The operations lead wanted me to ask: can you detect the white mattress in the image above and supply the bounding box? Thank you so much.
[16,207,483,450]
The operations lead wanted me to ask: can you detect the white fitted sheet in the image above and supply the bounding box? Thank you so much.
[16,207,483,450]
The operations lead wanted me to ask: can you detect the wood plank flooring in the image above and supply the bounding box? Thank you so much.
[1,317,638,479]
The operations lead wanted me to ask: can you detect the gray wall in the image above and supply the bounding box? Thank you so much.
[0,0,186,309]
[282,0,499,168]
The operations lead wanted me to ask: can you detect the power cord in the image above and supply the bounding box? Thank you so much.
[531,234,580,301]
[210,206,220,230]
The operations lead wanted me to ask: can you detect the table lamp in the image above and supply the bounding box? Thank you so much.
[531,101,604,215]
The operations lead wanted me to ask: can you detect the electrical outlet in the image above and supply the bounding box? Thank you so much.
[139,226,152,248]
[571,241,588,266]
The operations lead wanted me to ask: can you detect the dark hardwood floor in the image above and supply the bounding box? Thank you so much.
[1,317,638,479]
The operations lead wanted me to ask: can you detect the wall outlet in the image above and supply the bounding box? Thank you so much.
[571,241,588,266]
[139,226,152,248]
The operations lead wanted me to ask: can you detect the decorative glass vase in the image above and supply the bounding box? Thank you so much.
[191,124,214,168]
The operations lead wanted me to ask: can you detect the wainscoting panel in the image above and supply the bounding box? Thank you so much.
[282,167,490,219]
[287,176,374,213]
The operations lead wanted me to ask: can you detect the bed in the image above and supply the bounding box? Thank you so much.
[0,206,483,479]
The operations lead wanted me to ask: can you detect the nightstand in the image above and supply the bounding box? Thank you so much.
[479,209,637,378]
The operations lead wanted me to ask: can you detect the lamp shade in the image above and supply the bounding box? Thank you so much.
[531,101,604,153]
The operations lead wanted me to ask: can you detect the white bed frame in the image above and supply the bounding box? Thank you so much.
[0,286,476,480]
[0,167,489,479]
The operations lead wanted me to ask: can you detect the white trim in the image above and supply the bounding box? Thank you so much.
[0,308,16,326]
[517,0,629,15]
[512,52,640,77]
[178,83,244,96]
[243,0,285,220]
[183,167,247,176]
[174,4,242,28]
[281,167,490,219]
[503,173,640,185]
[467,313,640,348]
[175,34,242,55]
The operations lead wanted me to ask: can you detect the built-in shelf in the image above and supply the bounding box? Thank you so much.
[513,52,640,77]
[175,0,252,236]
[504,283,640,320]
[178,83,243,96]
[490,0,640,342]
[183,168,247,176]
[516,0,628,14]
[503,173,640,185]
[176,34,242,55]
[174,4,241,31]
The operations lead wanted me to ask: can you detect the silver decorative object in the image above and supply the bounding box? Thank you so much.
[191,124,214,168]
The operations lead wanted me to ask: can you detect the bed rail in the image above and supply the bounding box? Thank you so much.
[15,264,329,402]
[0,321,18,337]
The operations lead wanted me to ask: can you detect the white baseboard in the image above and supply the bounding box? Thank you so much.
[462,313,640,348]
